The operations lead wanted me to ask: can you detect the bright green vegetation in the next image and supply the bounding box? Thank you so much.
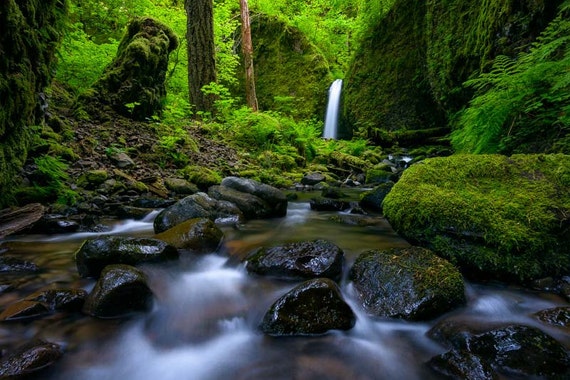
[383,154,570,282]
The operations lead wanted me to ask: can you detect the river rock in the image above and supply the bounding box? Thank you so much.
[82,264,153,318]
[453,325,570,378]
[0,339,63,378]
[349,247,465,320]
[245,240,344,281]
[0,203,45,239]
[321,186,346,199]
[0,289,87,321]
[0,256,39,273]
[75,236,179,278]
[209,177,288,219]
[77,169,109,189]
[153,192,244,233]
[428,349,498,380]
[359,182,395,212]
[260,278,356,336]
[309,197,351,211]
[534,306,570,327]
[301,172,326,186]
[164,177,198,195]
[155,217,223,252]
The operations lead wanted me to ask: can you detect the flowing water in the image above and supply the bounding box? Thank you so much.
[323,79,343,139]
[1,193,568,379]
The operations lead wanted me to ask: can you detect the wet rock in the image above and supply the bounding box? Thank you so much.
[27,214,80,234]
[0,300,50,321]
[0,289,87,322]
[0,203,45,239]
[260,278,356,336]
[83,264,153,318]
[75,236,179,278]
[535,306,570,327]
[209,177,288,219]
[309,197,351,212]
[428,349,498,380]
[0,256,39,273]
[155,218,223,252]
[460,325,570,378]
[329,214,384,227]
[116,206,154,220]
[153,192,244,233]
[0,339,63,378]
[349,247,465,320]
[245,240,344,281]
[164,177,198,195]
[133,197,175,209]
[321,187,346,199]
[301,172,326,186]
[359,182,395,213]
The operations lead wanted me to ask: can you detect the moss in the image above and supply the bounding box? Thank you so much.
[180,165,222,190]
[82,17,178,120]
[426,0,562,112]
[343,0,445,143]
[383,154,570,282]
[0,0,68,207]
[231,14,332,120]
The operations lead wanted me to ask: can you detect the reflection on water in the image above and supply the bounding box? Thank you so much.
[0,195,568,380]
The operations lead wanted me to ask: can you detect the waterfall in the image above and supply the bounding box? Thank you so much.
[323,79,343,139]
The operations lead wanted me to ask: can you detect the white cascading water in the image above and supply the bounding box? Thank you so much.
[323,79,343,139]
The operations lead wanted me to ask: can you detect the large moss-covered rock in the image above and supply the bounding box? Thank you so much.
[232,14,332,119]
[0,0,68,207]
[349,247,465,321]
[343,0,445,145]
[154,217,223,252]
[383,154,570,282]
[82,17,178,120]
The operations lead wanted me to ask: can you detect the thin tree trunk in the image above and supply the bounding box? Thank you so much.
[185,0,217,117]
[240,0,258,111]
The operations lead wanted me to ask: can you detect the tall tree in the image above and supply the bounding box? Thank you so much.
[185,0,217,116]
[240,0,258,111]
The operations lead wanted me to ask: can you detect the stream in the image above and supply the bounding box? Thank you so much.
[1,193,568,379]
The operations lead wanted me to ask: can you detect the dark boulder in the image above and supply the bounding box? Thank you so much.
[428,350,498,380]
[301,172,326,186]
[309,197,351,212]
[82,264,153,318]
[245,240,344,281]
[209,177,288,219]
[0,288,87,321]
[359,182,395,213]
[153,192,244,233]
[0,256,39,273]
[155,217,223,252]
[75,236,179,278]
[534,306,570,327]
[349,247,465,320]
[260,278,356,336]
[0,340,63,378]
[0,204,45,238]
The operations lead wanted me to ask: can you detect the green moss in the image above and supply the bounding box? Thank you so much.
[383,154,570,282]
[0,0,68,207]
[180,165,222,190]
[231,14,332,120]
[83,17,178,120]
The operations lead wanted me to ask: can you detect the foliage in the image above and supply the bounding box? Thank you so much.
[383,154,570,282]
[451,2,570,154]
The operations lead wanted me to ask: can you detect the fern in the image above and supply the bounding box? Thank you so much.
[452,1,570,154]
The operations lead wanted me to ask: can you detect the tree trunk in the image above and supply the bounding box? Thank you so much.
[185,0,217,116]
[240,0,258,111]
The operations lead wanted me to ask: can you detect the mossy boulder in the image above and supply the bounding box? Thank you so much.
[180,165,222,191]
[260,278,356,336]
[0,0,68,207]
[359,182,395,213]
[83,17,178,120]
[154,217,223,252]
[349,247,465,321]
[383,154,570,283]
[232,14,332,119]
